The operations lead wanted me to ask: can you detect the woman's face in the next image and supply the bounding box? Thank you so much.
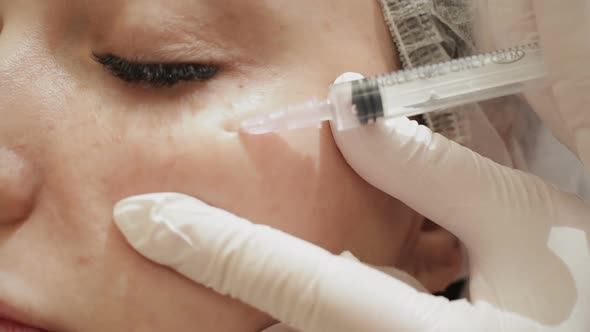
[0,1,436,331]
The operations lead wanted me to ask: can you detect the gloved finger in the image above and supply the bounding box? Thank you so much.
[532,0,590,168]
[114,193,526,332]
[484,0,539,48]
[483,0,579,157]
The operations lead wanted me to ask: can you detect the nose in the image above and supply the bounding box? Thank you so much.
[0,8,40,225]
[0,148,38,224]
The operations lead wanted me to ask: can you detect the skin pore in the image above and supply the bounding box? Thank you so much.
[0,1,462,331]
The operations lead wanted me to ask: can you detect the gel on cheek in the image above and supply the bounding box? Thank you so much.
[223,93,267,133]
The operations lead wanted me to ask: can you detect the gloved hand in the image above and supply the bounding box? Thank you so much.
[477,0,590,167]
[112,1,590,330]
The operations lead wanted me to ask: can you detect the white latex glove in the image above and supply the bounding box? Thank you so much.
[476,0,590,167]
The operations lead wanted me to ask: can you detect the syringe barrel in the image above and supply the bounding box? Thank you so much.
[328,42,546,131]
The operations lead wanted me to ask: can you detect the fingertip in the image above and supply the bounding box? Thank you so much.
[113,194,163,241]
[113,193,204,245]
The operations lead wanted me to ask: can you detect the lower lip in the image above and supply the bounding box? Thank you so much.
[0,318,44,332]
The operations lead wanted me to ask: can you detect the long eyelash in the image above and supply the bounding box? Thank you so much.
[92,53,220,87]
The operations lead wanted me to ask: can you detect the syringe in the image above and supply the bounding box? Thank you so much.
[240,43,547,135]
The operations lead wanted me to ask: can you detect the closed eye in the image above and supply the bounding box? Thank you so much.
[92,53,221,87]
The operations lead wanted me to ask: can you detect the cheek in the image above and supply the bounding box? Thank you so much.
[96,111,377,253]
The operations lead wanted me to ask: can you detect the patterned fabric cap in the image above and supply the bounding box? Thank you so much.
[378,0,478,144]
